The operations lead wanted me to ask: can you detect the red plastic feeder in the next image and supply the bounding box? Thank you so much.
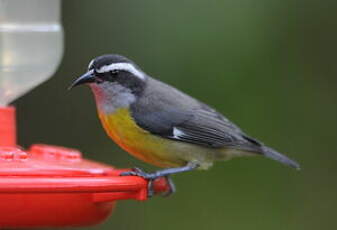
[0,107,169,228]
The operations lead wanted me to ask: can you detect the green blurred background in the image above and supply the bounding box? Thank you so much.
[14,0,337,229]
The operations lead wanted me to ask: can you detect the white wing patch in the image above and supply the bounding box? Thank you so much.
[97,63,145,80]
[173,127,186,139]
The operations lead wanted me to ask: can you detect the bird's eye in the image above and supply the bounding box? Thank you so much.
[110,70,119,75]
[99,70,119,82]
[94,69,119,82]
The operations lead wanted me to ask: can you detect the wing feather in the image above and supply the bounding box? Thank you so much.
[130,77,262,151]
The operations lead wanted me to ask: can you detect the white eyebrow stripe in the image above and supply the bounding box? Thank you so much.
[88,59,95,70]
[96,63,145,80]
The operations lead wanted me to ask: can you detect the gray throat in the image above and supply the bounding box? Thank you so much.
[90,82,136,114]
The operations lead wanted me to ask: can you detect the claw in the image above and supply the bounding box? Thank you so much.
[161,176,176,197]
[120,168,176,197]
[120,163,198,197]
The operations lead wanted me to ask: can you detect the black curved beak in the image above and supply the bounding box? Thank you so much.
[68,70,96,90]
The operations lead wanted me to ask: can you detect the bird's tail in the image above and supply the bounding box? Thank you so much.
[261,146,300,170]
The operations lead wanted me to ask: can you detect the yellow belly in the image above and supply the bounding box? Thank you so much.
[98,108,189,168]
[98,108,251,169]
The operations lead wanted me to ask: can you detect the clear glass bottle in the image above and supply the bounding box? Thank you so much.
[0,0,63,106]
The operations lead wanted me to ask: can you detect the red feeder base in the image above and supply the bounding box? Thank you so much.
[0,107,170,228]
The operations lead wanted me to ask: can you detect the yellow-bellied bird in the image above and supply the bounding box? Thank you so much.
[70,54,300,196]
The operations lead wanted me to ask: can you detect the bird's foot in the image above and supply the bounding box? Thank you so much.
[120,168,176,197]
[120,167,170,180]
[162,175,176,197]
[120,163,199,197]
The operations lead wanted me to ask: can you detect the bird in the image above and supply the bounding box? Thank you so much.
[69,54,300,196]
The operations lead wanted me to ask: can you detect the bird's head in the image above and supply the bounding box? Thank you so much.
[70,54,147,93]
[69,54,147,112]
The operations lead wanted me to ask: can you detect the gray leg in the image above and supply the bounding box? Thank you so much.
[120,162,199,197]
[120,162,199,179]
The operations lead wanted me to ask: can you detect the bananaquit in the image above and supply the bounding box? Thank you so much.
[70,54,300,195]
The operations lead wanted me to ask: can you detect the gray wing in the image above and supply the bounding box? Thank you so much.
[130,77,263,151]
